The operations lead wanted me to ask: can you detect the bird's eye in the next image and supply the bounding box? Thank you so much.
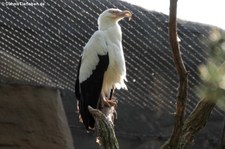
[110,10,117,14]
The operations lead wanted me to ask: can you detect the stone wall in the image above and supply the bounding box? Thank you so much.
[0,85,74,149]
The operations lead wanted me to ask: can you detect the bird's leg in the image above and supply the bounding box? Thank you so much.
[97,90,118,125]
[109,87,115,100]
[98,93,114,108]
[99,93,111,108]
[106,96,117,107]
[107,87,117,106]
[98,89,117,109]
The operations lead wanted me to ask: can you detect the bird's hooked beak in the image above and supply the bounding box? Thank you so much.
[117,10,132,21]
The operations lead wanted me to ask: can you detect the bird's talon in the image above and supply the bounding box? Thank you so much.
[101,98,117,107]
[107,99,117,106]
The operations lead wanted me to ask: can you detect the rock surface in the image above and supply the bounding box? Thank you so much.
[0,85,74,149]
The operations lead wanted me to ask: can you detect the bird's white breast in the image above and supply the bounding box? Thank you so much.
[102,24,127,95]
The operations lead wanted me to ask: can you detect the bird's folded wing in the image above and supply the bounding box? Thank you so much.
[79,31,108,82]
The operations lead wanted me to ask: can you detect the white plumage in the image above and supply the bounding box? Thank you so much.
[75,8,132,130]
[79,26,126,95]
[79,31,108,82]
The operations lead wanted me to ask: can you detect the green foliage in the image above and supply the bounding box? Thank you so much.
[197,29,225,109]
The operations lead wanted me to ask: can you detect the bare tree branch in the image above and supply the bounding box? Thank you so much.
[161,0,188,148]
[178,97,216,148]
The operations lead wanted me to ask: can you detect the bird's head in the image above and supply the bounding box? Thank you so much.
[98,8,132,30]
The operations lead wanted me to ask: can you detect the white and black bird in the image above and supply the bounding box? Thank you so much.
[75,8,132,130]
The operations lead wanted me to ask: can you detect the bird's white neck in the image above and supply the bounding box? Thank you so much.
[98,18,119,30]
[98,23,122,43]
[107,24,122,43]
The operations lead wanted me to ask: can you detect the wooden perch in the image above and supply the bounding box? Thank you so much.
[161,0,188,148]
[88,106,119,149]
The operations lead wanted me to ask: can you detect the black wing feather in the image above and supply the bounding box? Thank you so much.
[76,54,109,130]
[75,57,82,101]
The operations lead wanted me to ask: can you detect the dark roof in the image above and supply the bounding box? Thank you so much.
[0,0,224,148]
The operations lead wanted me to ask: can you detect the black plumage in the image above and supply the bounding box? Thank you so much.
[75,54,109,129]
